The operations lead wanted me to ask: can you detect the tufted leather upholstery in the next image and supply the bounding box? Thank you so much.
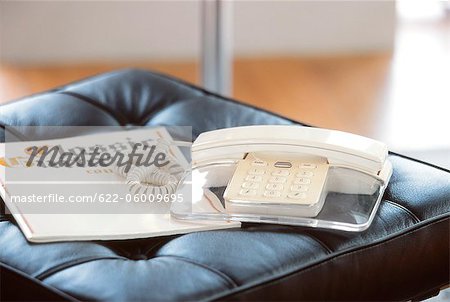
[0,69,449,301]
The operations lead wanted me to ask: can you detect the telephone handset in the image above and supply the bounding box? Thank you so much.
[192,125,392,218]
[193,125,389,175]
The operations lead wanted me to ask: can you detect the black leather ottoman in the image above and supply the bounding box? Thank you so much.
[1,69,449,301]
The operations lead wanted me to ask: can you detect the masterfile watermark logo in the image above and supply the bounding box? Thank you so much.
[26,142,170,172]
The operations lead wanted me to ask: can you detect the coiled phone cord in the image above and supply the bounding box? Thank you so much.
[113,139,189,197]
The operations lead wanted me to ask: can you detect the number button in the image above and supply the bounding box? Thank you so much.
[246,175,263,182]
[291,184,308,192]
[248,168,265,175]
[299,163,316,169]
[264,190,281,198]
[288,192,306,199]
[265,183,283,191]
[269,176,286,183]
[239,189,257,196]
[252,160,268,167]
[294,177,311,185]
[272,169,290,176]
[296,171,314,178]
[242,182,259,189]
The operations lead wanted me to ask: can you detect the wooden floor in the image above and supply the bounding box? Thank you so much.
[0,54,390,136]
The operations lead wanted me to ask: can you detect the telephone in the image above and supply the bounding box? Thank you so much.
[190,125,392,220]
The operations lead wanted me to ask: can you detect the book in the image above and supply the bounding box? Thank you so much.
[0,127,240,242]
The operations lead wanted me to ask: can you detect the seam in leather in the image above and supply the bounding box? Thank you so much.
[103,239,169,260]
[58,91,129,126]
[389,151,450,173]
[36,254,238,290]
[305,235,333,254]
[136,102,182,126]
[56,70,128,93]
[284,227,333,254]
[136,95,208,126]
[141,240,168,259]
[384,199,421,223]
[138,111,165,126]
[153,254,238,289]
[0,70,126,106]
[36,255,128,280]
[211,215,450,300]
[0,124,31,141]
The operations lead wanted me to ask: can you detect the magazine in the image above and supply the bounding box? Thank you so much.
[0,127,239,242]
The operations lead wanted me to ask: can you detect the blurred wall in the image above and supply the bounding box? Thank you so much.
[0,1,395,64]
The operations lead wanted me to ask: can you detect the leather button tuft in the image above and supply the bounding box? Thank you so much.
[95,236,176,261]
[130,254,151,261]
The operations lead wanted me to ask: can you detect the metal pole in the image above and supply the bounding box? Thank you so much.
[200,0,233,96]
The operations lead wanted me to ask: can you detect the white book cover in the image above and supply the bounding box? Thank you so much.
[0,127,240,242]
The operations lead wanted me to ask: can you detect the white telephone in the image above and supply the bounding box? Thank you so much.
[191,125,392,219]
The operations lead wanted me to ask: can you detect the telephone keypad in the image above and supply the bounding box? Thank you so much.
[224,154,329,206]
[296,171,314,178]
[242,182,260,189]
[294,178,311,185]
[269,176,287,183]
[248,168,265,175]
[266,183,284,191]
[246,175,263,182]
[239,189,257,196]
[272,169,290,176]
[291,184,308,192]
[264,190,281,198]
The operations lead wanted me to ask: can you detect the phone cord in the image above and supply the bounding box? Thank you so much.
[113,139,185,196]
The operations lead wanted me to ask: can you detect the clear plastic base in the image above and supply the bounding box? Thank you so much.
[171,161,391,232]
